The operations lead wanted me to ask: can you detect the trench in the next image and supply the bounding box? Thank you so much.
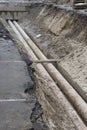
[0,2,87,130]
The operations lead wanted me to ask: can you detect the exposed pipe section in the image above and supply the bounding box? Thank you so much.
[13,20,87,124]
[8,20,87,130]
[8,20,87,128]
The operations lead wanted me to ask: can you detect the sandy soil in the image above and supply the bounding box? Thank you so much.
[19,5,87,96]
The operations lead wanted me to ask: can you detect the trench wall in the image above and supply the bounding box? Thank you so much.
[18,5,87,129]
[36,6,87,88]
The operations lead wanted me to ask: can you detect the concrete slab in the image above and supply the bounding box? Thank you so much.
[0,62,33,99]
[0,39,22,60]
[0,26,35,129]
[0,102,32,130]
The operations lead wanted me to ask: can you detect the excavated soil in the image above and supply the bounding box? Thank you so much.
[19,5,87,95]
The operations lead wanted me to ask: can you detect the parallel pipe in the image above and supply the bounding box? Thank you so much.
[13,21,87,124]
[8,20,87,129]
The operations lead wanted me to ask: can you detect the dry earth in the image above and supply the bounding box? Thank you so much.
[16,4,87,130]
[19,5,87,95]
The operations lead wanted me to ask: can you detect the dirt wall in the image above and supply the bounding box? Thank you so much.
[31,6,87,91]
[34,72,77,130]
[18,5,87,130]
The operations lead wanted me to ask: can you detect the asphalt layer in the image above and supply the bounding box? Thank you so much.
[0,23,36,130]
